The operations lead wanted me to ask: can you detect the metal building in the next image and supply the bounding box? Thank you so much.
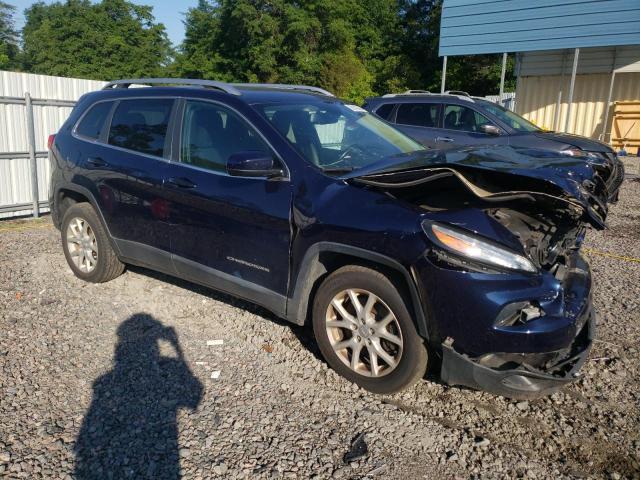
[439,0,640,152]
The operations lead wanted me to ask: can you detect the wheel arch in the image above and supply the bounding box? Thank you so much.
[285,242,429,339]
[54,183,122,256]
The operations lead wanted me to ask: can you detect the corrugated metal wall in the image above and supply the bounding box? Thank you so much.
[517,46,640,77]
[515,72,640,140]
[440,0,640,56]
[0,71,105,218]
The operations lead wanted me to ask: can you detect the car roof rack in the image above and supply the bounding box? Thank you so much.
[102,79,335,97]
[102,78,242,95]
[231,83,334,97]
[444,90,471,97]
[382,90,432,97]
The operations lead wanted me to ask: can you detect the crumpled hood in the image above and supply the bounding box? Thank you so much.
[532,131,614,153]
[344,145,611,228]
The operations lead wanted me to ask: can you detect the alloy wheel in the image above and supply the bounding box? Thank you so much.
[66,217,98,273]
[325,288,403,377]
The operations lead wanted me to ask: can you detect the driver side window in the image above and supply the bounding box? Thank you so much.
[180,101,270,172]
[443,105,492,133]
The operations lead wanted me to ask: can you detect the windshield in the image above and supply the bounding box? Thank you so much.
[480,102,541,133]
[257,102,425,172]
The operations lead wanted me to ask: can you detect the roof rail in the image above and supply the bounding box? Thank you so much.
[102,78,242,95]
[382,90,432,97]
[231,83,334,97]
[444,90,471,97]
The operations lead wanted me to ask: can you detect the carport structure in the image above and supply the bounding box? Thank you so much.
[439,0,640,147]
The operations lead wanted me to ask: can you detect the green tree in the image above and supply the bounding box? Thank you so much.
[398,0,515,95]
[22,0,172,79]
[0,1,19,70]
[175,0,410,102]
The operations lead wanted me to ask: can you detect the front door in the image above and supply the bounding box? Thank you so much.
[164,99,292,313]
[437,104,508,149]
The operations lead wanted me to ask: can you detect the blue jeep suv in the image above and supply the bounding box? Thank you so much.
[49,79,620,398]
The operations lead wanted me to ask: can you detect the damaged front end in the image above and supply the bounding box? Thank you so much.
[440,252,595,399]
[345,146,613,398]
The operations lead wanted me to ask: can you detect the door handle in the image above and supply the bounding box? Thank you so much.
[86,157,107,167]
[436,137,454,143]
[166,177,197,189]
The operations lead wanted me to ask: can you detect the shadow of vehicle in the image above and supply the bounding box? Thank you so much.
[74,313,203,479]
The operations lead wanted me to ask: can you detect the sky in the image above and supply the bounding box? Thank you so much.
[10,0,199,46]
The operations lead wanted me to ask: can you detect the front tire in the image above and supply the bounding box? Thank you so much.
[312,265,428,394]
[61,203,124,283]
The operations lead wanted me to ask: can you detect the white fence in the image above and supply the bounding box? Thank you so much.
[0,71,105,218]
[484,92,516,111]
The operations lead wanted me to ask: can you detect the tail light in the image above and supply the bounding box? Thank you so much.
[47,134,56,150]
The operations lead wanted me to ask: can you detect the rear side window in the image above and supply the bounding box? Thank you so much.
[108,99,173,156]
[374,103,395,121]
[180,100,270,172]
[396,103,438,127]
[76,101,113,139]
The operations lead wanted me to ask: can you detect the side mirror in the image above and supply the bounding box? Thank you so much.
[479,124,501,136]
[227,151,284,179]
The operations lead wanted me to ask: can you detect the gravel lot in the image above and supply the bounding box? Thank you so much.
[1,180,639,479]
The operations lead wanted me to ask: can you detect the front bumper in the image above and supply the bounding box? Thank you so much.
[440,304,595,399]
[413,244,596,398]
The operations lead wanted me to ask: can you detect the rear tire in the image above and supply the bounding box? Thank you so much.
[61,203,124,283]
[312,265,428,394]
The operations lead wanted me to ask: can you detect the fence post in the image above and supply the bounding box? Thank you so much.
[25,92,40,218]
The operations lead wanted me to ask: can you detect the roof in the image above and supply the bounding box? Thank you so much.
[439,0,640,56]
[101,79,335,103]
[366,91,484,104]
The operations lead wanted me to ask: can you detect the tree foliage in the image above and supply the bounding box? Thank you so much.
[3,0,514,100]
[174,0,514,102]
[0,1,19,69]
[21,0,172,79]
[174,0,421,102]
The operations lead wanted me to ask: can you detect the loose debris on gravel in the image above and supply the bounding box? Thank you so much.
[1,181,639,479]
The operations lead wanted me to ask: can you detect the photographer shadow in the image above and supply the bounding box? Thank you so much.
[74,313,203,480]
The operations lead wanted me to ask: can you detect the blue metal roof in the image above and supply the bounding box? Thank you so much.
[439,0,640,56]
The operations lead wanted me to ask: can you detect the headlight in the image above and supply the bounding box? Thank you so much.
[562,148,603,160]
[425,223,537,273]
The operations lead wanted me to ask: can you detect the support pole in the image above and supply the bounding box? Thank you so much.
[564,48,580,133]
[25,92,40,218]
[499,52,507,100]
[600,48,618,142]
[553,51,567,131]
[441,56,448,94]
[600,71,616,142]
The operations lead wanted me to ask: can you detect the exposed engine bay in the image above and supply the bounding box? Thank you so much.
[350,163,614,272]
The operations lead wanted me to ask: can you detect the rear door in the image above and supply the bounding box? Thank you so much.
[164,99,292,312]
[438,104,508,149]
[392,103,442,148]
[76,97,176,262]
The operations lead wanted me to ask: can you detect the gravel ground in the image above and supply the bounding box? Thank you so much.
[1,180,639,480]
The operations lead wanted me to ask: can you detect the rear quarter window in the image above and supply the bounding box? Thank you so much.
[108,99,174,157]
[75,101,113,140]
